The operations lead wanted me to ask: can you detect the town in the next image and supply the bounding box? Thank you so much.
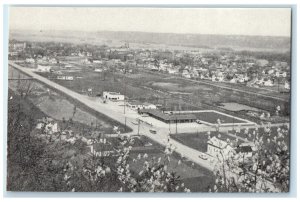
[7,36,291,193]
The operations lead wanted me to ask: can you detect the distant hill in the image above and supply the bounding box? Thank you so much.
[9,29,290,51]
[95,31,290,51]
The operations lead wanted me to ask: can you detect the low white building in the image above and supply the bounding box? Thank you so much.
[93,60,102,64]
[36,65,51,72]
[25,58,35,63]
[207,136,234,160]
[143,102,157,110]
[127,101,157,110]
[103,91,124,101]
[264,79,274,87]
[65,76,74,81]
[285,82,290,90]
[57,76,74,81]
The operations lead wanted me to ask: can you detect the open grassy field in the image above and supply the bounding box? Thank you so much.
[193,111,247,124]
[8,74,126,133]
[126,135,214,192]
[171,132,239,153]
[140,70,290,116]
[31,60,289,124]
[171,124,290,155]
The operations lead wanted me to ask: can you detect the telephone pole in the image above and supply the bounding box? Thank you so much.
[137,118,140,135]
[123,74,126,114]
[175,116,178,135]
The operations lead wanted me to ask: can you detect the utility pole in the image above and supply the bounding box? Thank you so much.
[169,117,171,135]
[175,116,178,135]
[137,118,140,135]
[163,97,166,113]
[123,74,126,114]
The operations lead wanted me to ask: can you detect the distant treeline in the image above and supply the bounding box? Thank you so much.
[237,50,291,64]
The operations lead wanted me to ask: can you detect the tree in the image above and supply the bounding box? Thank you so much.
[63,134,190,192]
[212,124,290,193]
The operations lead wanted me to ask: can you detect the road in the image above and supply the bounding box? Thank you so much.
[9,61,214,170]
[142,69,289,102]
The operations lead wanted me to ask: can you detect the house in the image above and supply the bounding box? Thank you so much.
[49,58,57,64]
[57,76,74,81]
[36,65,51,72]
[25,58,35,63]
[36,118,59,134]
[235,145,253,158]
[65,76,74,81]
[207,136,234,160]
[285,82,290,90]
[182,69,191,78]
[263,79,274,87]
[143,102,157,110]
[103,91,124,101]
[57,76,66,80]
[45,122,59,134]
[168,68,179,74]
[127,101,144,110]
[229,78,237,83]
[88,142,115,157]
[93,60,102,64]
[81,58,92,64]
[211,75,216,82]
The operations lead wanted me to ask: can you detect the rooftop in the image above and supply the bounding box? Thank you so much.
[140,109,197,121]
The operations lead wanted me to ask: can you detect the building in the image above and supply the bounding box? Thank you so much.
[57,76,74,81]
[94,68,103,72]
[235,145,253,158]
[25,58,35,63]
[143,102,157,110]
[103,91,125,101]
[88,142,115,157]
[207,136,234,160]
[139,109,197,124]
[36,65,52,72]
[127,101,144,110]
[127,101,157,110]
[263,79,274,87]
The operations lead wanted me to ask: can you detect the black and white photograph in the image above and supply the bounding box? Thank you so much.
[5,6,293,194]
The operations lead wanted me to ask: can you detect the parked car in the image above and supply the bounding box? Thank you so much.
[199,153,208,160]
[149,129,157,134]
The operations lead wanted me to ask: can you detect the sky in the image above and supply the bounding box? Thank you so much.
[9,7,291,37]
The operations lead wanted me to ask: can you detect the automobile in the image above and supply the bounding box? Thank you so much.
[196,119,203,124]
[198,153,208,160]
[149,129,157,134]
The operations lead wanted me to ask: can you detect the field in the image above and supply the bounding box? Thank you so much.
[171,124,290,154]
[8,85,214,192]
[8,68,128,133]
[126,136,215,192]
[219,102,261,112]
[171,132,239,153]
[20,57,290,125]
[191,111,248,124]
